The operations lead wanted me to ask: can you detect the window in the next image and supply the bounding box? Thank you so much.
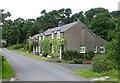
[80,45,85,53]
[93,46,97,53]
[100,46,105,53]
[52,31,54,39]
[57,30,60,39]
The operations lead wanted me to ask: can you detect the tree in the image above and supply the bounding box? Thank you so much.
[71,11,86,24]
[85,8,108,23]
[111,11,120,18]
[90,13,116,40]
[0,9,11,23]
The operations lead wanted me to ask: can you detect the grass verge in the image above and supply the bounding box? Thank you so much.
[0,53,15,79]
[17,51,52,61]
[74,69,118,81]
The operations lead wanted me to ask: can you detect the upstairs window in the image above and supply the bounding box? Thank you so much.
[57,30,60,39]
[52,31,54,39]
[93,46,97,53]
[80,45,85,53]
[100,46,105,53]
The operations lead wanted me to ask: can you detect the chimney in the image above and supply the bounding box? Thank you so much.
[58,20,64,27]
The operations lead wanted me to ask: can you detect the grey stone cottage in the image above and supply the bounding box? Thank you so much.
[30,20,106,59]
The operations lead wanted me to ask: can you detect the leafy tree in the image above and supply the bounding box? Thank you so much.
[0,9,11,23]
[111,11,120,18]
[71,11,86,24]
[85,8,108,23]
[90,13,116,40]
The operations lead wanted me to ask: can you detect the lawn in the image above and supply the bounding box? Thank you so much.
[74,69,118,81]
[0,53,15,79]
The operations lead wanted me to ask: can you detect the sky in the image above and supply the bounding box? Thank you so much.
[0,0,120,20]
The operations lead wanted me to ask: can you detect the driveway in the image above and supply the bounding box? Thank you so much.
[1,48,92,81]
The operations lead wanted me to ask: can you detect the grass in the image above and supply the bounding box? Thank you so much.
[0,53,15,79]
[74,69,118,81]
[17,51,52,61]
[74,69,103,78]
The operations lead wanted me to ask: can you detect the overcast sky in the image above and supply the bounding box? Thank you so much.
[0,0,120,20]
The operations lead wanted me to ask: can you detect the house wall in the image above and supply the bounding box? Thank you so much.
[64,21,105,53]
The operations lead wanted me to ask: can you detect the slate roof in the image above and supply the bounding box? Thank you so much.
[43,21,78,36]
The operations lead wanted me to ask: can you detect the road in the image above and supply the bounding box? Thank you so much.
[1,48,91,81]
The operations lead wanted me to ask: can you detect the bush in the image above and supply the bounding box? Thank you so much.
[84,51,95,60]
[68,60,75,64]
[62,50,84,61]
[7,44,24,50]
[62,50,96,64]
[73,59,84,64]
[92,54,114,73]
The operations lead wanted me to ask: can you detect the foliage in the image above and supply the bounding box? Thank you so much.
[62,50,95,64]
[68,59,84,64]
[41,38,51,56]
[90,13,116,40]
[74,69,103,78]
[28,41,33,53]
[0,54,15,79]
[74,69,118,79]
[62,50,83,61]
[110,11,120,18]
[85,7,108,23]
[40,38,65,57]
[84,51,95,60]
[92,55,114,73]
[7,44,24,50]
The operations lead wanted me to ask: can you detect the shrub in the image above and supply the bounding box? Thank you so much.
[73,59,84,64]
[68,60,75,64]
[84,51,95,60]
[62,50,84,61]
[92,54,114,73]
[7,44,24,50]
[28,42,33,53]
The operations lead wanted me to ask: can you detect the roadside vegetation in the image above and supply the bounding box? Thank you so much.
[0,53,15,79]
[7,44,24,51]
[17,51,52,62]
[74,69,118,81]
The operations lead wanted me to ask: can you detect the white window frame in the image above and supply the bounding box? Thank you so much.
[80,45,85,53]
[100,46,105,53]
[57,30,61,39]
[52,32,54,39]
[93,46,97,53]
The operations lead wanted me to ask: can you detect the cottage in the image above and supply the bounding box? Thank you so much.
[31,20,106,59]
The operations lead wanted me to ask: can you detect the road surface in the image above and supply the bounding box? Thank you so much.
[1,48,91,81]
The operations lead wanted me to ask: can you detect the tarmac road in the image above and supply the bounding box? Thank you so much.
[1,48,91,81]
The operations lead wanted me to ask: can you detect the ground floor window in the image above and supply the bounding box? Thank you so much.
[93,46,97,53]
[80,45,85,53]
[100,46,105,53]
